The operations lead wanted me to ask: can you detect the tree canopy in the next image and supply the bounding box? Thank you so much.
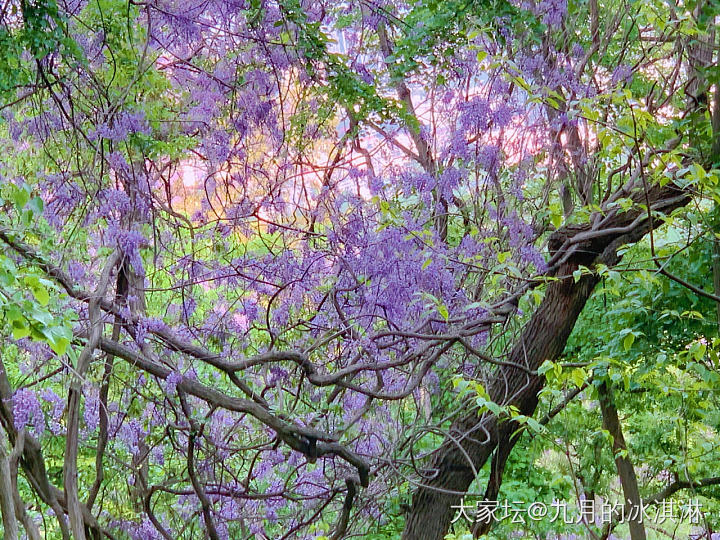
[0,0,719,539]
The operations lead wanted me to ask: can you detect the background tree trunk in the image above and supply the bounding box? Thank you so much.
[597,381,646,540]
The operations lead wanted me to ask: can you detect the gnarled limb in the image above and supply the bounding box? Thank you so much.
[9,433,42,540]
[0,358,110,540]
[0,426,19,540]
[178,390,221,540]
[95,336,370,485]
[402,181,690,539]
[64,251,119,540]
[329,479,357,540]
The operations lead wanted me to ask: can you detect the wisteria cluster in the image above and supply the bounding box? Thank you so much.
[0,0,572,536]
[0,0,699,537]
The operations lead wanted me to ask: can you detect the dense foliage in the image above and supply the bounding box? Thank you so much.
[0,0,719,538]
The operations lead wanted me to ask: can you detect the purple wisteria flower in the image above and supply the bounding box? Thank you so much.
[611,64,634,86]
[13,388,44,437]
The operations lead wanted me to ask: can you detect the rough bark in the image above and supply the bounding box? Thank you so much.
[402,261,598,539]
[0,428,19,540]
[597,381,646,540]
[402,181,690,539]
[471,384,589,537]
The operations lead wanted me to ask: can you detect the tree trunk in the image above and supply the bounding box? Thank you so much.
[0,428,19,540]
[402,182,689,539]
[402,259,599,539]
[597,381,646,540]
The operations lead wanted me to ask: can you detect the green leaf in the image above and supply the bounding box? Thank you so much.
[623,333,635,351]
[12,322,30,340]
[5,305,22,322]
[28,196,44,215]
[570,368,586,388]
[550,212,563,229]
[525,417,544,433]
[48,336,69,356]
[689,341,707,361]
[28,305,53,326]
[497,251,511,263]
[538,360,554,375]
[31,283,50,306]
[10,185,30,210]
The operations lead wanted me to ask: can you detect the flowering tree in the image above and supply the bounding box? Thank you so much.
[0,0,719,539]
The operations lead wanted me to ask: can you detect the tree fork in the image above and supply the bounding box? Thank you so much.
[402,181,690,539]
